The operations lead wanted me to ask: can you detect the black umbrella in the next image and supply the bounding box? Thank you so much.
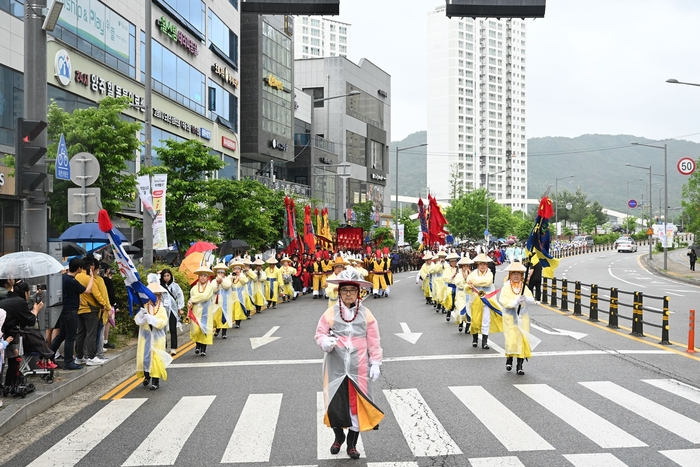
[219,239,250,256]
[122,244,141,253]
[62,242,87,257]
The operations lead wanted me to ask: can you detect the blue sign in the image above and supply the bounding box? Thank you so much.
[55,134,71,181]
[446,234,454,244]
[200,128,212,140]
[628,199,637,209]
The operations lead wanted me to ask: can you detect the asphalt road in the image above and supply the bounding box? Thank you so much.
[5,261,700,467]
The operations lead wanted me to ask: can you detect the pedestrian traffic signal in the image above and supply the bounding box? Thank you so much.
[15,118,48,198]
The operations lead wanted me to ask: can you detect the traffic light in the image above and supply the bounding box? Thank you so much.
[15,117,48,198]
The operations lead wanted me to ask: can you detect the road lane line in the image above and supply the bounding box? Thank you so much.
[659,449,700,467]
[384,388,462,457]
[580,381,700,443]
[642,379,700,405]
[469,457,526,467]
[450,386,553,452]
[515,384,646,448]
[563,453,629,467]
[316,392,365,459]
[123,395,215,466]
[27,398,146,467]
[221,393,283,463]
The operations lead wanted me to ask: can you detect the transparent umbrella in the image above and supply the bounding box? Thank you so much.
[0,251,65,279]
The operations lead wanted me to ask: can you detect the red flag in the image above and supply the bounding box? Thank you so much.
[428,195,448,246]
[304,205,316,253]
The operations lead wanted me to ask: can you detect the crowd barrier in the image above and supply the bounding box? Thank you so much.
[551,240,651,259]
[541,277,671,345]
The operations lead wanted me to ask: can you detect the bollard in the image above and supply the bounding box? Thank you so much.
[589,284,599,322]
[550,278,558,308]
[659,296,670,345]
[608,288,619,328]
[561,279,569,312]
[631,291,645,337]
[542,277,549,305]
[688,309,696,353]
[573,281,582,316]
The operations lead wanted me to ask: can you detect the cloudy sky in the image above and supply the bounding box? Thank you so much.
[337,0,700,143]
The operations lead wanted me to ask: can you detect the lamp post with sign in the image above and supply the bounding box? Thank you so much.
[395,143,428,245]
[626,163,654,261]
[626,178,643,234]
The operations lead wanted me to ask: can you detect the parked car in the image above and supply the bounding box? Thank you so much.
[617,239,638,253]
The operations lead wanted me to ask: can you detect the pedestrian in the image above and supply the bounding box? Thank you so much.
[188,265,216,356]
[498,262,538,375]
[75,257,109,367]
[135,274,170,390]
[99,264,117,351]
[419,251,433,305]
[688,248,697,271]
[160,268,185,356]
[466,253,503,349]
[315,269,384,460]
[526,259,543,304]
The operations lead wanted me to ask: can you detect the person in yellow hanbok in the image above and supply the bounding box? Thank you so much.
[325,256,348,308]
[419,251,434,304]
[453,255,474,333]
[348,256,370,298]
[443,251,459,321]
[279,256,296,304]
[188,265,217,356]
[498,262,536,375]
[250,258,267,314]
[466,253,503,349]
[264,257,283,309]
[135,275,172,390]
[370,250,392,299]
[430,250,447,311]
[228,258,250,328]
[241,256,256,317]
[212,262,233,339]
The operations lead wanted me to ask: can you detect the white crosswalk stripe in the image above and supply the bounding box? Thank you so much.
[563,453,629,467]
[581,381,700,443]
[659,448,700,467]
[221,393,283,463]
[468,457,526,467]
[643,379,700,405]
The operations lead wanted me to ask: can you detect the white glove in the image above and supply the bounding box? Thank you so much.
[517,295,526,304]
[321,336,337,353]
[145,314,157,326]
[369,364,380,381]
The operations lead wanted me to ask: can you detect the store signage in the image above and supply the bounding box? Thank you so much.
[58,0,132,61]
[200,128,212,140]
[222,136,237,151]
[155,16,199,55]
[319,157,333,165]
[153,108,209,139]
[74,69,145,112]
[54,49,72,86]
[377,89,387,98]
[0,166,15,196]
[264,74,288,92]
[371,173,386,181]
[212,63,239,89]
[269,139,288,152]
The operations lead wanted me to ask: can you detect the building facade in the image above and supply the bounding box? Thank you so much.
[293,16,350,59]
[295,56,390,221]
[0,0,242,251]
[427,5,528,211]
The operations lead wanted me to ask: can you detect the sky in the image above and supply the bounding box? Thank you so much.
[335,0,700,144]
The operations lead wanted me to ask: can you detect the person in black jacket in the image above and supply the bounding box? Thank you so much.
[1,281,44,385]
[527,260,543,303]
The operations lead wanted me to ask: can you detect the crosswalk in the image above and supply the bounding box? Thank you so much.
[23,379,700,467]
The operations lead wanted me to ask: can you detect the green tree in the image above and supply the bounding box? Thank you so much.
[140,139,224,255]
[397,207,419,246]
[622,216,638,233]
[46,97,142,233]
[372,226,395,249]
[681,160,700,239]
[211,178,284,251]
[351,200,376,233]
[581,214,598,234]
[445,189,487,238]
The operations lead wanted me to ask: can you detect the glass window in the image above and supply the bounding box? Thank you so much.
[208,79,238,133]
[156,0,205,35]
[0,0,23,18]
[0,64,23,146]
[261,21,292,139]
[346,131,366,166]
[229,0,238,10]
[370,140,383,170]
[220,154,238,180]
[345,83,384,128]
[208,9,239,67]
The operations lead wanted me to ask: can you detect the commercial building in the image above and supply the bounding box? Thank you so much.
[427,5,528,211]
[293,16,350,59]
[0,0,242,251]
[295,56,391,221]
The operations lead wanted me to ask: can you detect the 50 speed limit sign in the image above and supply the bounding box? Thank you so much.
[678,157,696,175]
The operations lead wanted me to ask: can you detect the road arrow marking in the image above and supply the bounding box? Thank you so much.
[530,324,587,340]
[395,322,422,344]
[250,326,281,349]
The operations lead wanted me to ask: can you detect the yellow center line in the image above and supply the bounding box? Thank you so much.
[101,340,197,400]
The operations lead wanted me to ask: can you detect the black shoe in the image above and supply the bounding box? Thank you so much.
[346,430,360,459]
[143,377,151,387]
[195,347,200,355]
[104,342,116,349]
[472,334,479,347]
[347,447,360,459]
[373,294,378,299]
[458,324,463,332]
[222,334,228,339]
[214,330,219,338]
[330,428,345,455]
[63,362,82,370]
[201,351,206,357]
[506,357,513,372]
[482,335,490,349]
[516,358,525,375]
[446,314,450,322]
[150,383,159,390]
[235,324,240,328]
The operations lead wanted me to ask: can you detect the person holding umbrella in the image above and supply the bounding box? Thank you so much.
[188,265,217,356]
[135,274,171,390]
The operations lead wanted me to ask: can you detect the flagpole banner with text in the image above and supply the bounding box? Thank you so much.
[136,175,156,218]
[152,174,168,250]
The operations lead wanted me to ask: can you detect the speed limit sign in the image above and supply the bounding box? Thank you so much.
[678,157,696,175]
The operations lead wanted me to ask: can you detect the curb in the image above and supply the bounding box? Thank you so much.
[641,254,700,287]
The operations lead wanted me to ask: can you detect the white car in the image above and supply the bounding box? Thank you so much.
[617,240,638,253]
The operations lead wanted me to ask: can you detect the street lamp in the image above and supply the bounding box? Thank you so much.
[666,78,700,87]
[625,178,643,234]
[485,169,506,240]
[394,143,428,245]
[626,162,654,261]
[631,142,668,270]
[555,175,574,235]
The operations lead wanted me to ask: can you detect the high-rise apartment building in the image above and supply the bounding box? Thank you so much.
[293,16,350,59]
[427,5,528,212]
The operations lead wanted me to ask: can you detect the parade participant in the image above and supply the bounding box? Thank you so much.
[370,250,392,298]
[212,262,233,339]
[227,258,250,329]
[419,251,433,304]
[498,261,537,375]
[160,268,185,356]
[242,256,256,317]
[466,253,503,349]
[320,251,334,298]
[279,256,295,303]
[443,251,460,321]
[315,269,384,460]
[264,257,283,309]
[135,275,171,390]
[188,265,217,356]
[290,253,304,298]
[324,256,348,308]
[453,254,474,333]
[431,250,448,312]
[311,252,325,299]
[249,258,267,315]
[301,253,312,294]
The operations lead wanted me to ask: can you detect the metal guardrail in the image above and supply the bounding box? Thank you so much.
[551,240,651,258]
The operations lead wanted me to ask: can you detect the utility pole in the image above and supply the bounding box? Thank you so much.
[142,0,153,267]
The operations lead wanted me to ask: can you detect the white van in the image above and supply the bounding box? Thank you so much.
[573,235,594,247]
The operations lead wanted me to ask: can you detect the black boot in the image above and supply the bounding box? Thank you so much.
[346,429,360,459]
[194,343,201,355]
[516,358,525,375]
[214,329,219,338]
[458,323,463,332]
[143,372,151,387]
[482,335,490,349]
[221,329,227,339]
[506,357,513,371]
[201,345,207,357]
[150,377,159,390]
[472,334,479,347]
[330,427,345,454]
[446,312,450,322]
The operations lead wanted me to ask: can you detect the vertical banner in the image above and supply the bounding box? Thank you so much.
[152,174,168,249]
[398,224,405,246]
[136,175,157,219]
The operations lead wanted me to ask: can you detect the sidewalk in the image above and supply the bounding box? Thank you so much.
[641,247,700,286]
[0,330,190,437]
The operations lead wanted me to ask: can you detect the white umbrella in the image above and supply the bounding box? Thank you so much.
[0,251,65,279]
